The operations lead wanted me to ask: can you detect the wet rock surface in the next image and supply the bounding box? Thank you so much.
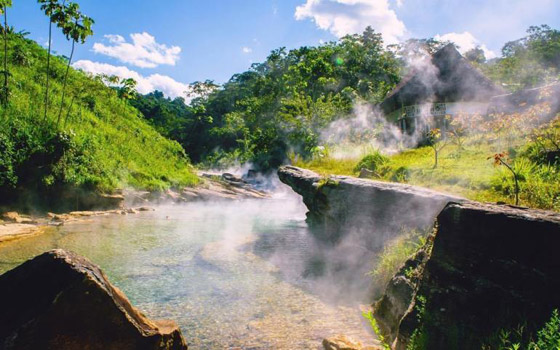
[376,202,560,350]
[0,249,188,350]
[278,165,463,246]
[323,334,382,350]
[127,174,269,205]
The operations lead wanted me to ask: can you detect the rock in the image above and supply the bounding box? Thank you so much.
[2,211,21,223]
[137,206,155,212]
[358,168,375,179]
[323,335,363,350]
[222,173,245,183]
[373,249,429,344]
[0,224,42,243]
[0,249,188,350]
[278,166,463,246]
[377,202,560,350]
[1,211,37,224]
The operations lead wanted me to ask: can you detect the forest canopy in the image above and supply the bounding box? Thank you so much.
[131,25,560,172]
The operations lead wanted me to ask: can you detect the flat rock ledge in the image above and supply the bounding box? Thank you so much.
[0,249,188,350]
[278,165,464,245]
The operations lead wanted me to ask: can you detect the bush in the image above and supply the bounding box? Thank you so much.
[391,166,411,182]
[354,150,390,174]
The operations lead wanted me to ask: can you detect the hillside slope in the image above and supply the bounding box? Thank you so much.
[0,33,198,210]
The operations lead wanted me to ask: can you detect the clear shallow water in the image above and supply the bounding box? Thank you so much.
[0,193,375,349]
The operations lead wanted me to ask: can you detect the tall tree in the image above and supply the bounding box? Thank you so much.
[56,2,93,127]
[38,0,64,121]
[0,0,12,106]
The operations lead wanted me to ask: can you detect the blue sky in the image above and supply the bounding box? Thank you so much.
[11,0,560,99]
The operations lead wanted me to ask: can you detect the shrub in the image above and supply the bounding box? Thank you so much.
[391,166,411,182]
[354,150,390,174]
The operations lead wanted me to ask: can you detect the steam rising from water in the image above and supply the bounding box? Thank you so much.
[0,186,380,349]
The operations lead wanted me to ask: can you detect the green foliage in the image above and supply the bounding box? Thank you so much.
[407,295,428,350]
[483,25,560,90]
[391,166,411,182]
[133,26,400,170]
[0,32,198,202]
[354,150,390,174]
[370,229,426,290]
[483,310,560,350]
[363,311,391,350]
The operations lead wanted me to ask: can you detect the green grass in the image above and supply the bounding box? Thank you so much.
[294,124,560,211]
[0,33,198,200]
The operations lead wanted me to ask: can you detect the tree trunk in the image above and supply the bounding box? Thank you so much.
[57,39,75,127]
[433,148,438,169]
[2,6,8,106]
[43,20,52,121]
[513,174,520,206]
[64,95,76,127]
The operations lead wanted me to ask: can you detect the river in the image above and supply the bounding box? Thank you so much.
[0,189,376,349]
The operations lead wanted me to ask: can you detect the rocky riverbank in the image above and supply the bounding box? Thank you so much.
[278,165,560,350]
[377,202,560,350]
[0,172,269,244]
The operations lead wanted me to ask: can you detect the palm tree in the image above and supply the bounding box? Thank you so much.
[0,0,12,106]
[56,2,93,127]
[38,0,64,121]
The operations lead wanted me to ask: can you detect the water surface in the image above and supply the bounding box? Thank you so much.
[0,192,375,349]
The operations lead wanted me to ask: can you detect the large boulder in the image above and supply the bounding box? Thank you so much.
[0,249,188,350]
[375,202,560,350]
[278,166,463,246]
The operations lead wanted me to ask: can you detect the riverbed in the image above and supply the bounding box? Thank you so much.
[0,190,376,349]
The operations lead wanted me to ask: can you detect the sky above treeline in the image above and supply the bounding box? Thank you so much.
[12,0,560,99]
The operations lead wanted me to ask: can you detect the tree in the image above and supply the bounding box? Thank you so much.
[0,0,12,106]
[56,2,94,127]
[489,152,521,205]
[117,78,137,101]
[464,46,486,64]
[38,0,65,121]
[427,128,450,169]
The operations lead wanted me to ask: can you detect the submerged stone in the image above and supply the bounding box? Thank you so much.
[0,249,188,350]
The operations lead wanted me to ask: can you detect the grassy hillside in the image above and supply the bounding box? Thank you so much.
[294,109,560,211]
[0,33,198,206]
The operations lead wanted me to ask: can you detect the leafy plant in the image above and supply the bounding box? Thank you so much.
[489,152,525,205]
[363,311,391,350]
[354,150,390,174]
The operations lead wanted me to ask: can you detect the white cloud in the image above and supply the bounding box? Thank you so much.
[242,46,253,54]
[434,31,497,59]
[294,0,406,44]
[92,32,181,69]
[73,60,191,100]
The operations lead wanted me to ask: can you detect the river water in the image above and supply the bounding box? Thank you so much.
[0,190,376,349]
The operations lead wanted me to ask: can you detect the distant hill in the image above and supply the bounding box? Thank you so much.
[0,33,198,210]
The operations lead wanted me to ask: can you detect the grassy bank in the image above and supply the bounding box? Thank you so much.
[294,112,560,211]
[0,33,198,205]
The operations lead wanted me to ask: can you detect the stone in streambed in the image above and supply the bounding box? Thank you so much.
[0,249,188,350]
